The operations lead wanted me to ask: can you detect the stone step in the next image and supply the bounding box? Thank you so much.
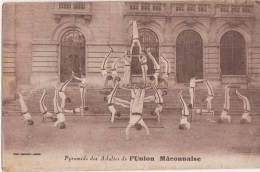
[3,87,260,115]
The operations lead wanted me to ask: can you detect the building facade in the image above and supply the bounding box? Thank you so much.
[2,1,260,100]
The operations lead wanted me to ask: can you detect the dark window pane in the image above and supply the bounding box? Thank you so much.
[220,31,246,75]
[131,29,159,75]
[176,30,203,83]
[61,30,85,82]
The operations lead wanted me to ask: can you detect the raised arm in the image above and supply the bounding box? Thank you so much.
[59,77,73,92]
[73,75,83,82]
[146,49,160,69]
[72,71,83,82]
[159,55,170,75]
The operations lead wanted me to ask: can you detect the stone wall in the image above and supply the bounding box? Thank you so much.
[2,3,16,101]
[2,1,260,100]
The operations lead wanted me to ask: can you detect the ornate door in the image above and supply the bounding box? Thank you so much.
[131,28,159,75]
[176,30,203,83]
[220,31,246,75]
[60,30,85,82]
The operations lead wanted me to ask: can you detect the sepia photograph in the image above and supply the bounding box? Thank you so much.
[2,0,260,171]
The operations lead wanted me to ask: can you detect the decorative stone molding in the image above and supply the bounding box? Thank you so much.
[137,16,154,25]
[227,19,245,28]
[183,18,198,27]
[52,2,92,24]
[124,2,168,18]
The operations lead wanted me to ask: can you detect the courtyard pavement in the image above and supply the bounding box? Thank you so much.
[2,111,260,171]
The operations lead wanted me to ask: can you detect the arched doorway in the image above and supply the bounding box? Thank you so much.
[60,30,85,82]
[176,30,203,83]
[131,28,159,75]
[220,31,246,75]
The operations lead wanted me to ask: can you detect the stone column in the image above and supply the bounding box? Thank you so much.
[2,3,17,101]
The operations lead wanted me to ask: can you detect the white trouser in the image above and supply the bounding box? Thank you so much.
[58,92,66,111]
[141,65,148,84]
[154,104,163,122]
[153,72,160,86]
[80,87,87,108]
[19,93,28,113]
[189,87,195,108]
[122,66,131,85]
[206,96,214,111]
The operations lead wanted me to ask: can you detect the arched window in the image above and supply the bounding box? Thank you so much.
[220,31,246,75]
[131,28,159,75]
[176,30,203,83]
[60,30,85,82]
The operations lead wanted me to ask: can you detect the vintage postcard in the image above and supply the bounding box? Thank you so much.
[2,0,260,171]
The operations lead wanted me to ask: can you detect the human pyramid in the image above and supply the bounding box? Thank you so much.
[18,21,252,140]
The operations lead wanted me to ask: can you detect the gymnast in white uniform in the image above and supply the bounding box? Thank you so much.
[178,90,191,130]
[144,85,165,123]
[236,89,252,124]
[189,76,204,108]
[18,92,34,125]
[105,78,130,123]
[53,85,66,129]
[40,89,57,122]
[219,83,231,123]
[146,48,160,86]
[126,87,150,140]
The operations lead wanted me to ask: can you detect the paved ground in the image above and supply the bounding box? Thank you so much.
[2,111,260,171]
